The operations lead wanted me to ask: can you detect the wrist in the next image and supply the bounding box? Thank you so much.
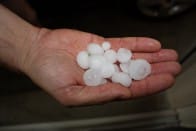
[0,4,41,72]
[15,26,41,72]
[17,27,51,74]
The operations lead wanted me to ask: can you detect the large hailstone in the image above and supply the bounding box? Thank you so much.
[117,48,132,63]
[83,68,104,86]
[111,72,132,87]
[128,59,151,80]
[76,51,89,69]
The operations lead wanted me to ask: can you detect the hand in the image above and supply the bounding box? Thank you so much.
[21,28,181,106]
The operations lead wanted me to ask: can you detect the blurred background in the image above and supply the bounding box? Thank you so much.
[0,0,196,130]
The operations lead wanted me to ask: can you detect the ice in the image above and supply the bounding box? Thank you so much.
[117,48,132,63]
[77,42,151,88]
[111,72,132,87]
[104,49,117,63]
[88,55,106,69]
[83,68,103,86]
[100,62,115,78]
[87,43,104,55]
[128,59,151,80]
[76,51,89,69]
[102,41,111,51]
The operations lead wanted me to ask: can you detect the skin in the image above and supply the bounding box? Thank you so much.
[0,5,181,106]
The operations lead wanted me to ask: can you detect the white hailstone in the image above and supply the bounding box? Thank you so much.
[88,55,106,69]
[117,48,132,63]
[83,68,103,86]
[128,59,151,80]
[120,61,130,73]
[76,51,89,69]
[104,49,117,63]
[87,43,104,55]
[100,62,115,78]
[102,41,111,51]
[111,72,132,87]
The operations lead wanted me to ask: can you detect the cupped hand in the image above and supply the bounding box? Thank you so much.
[21,28,181,106]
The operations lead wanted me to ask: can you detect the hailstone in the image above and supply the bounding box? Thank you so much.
[111,72,132,87]
[128,59,151,80]
[104,49,117,63]
[76,51,89,69]
[102,41,111,51]
[117,48,132,63]
[83,68,103,86]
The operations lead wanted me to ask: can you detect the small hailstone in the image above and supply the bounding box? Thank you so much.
[104,49,117,63]
[120,61,130,73]
[76,51,89,69]
[117,48,132,63]
[111,72,132,87]
[128,59,151,80]
[102,41,111,51]
[83,68,103,86]
[88,55,106,69]
[100,62,115,78]
[87,43,104,55]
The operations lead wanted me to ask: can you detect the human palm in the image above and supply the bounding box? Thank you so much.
[23,29,181,106]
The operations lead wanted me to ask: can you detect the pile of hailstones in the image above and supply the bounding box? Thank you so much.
[76,42,151,87]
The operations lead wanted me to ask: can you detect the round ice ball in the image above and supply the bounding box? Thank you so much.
[101,62,115,78]
[102,41,111,51]
[104,49,117,63]
[128,59,151,80]
[76,51,89,69]
[87,43,104,55]
[83,68,103,86]
[111,72,132,87]
[88,55,106,69]
[117,48,132,63]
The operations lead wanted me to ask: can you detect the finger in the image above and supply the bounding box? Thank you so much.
[106,37,161,52]
[130,74,174,98]
[133,49,179,63]
[151,62,181,76]
[53,83,131,106]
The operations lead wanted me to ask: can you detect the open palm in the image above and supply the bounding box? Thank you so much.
[23,29,181,106]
